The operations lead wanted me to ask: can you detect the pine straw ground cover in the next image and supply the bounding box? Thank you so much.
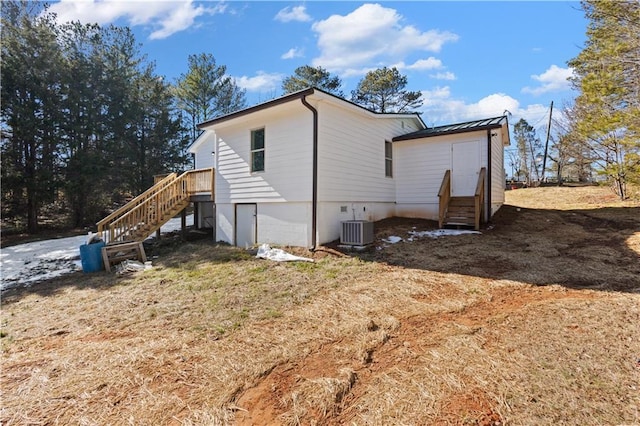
[1,186,639,425]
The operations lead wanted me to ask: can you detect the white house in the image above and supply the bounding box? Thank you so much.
[190,88,509,249]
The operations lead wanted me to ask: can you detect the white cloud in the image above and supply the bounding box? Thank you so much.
[275,5,311,23]
[420,87,547,127]
[429,71,456,80]
[47,0,225,40]
[409,58,443,70]
[281,47,304,60]
[235,72,283,92]
[522,65,574,96]
[311,4,458,76]
[394,57,443,71]
[423,86,451,100]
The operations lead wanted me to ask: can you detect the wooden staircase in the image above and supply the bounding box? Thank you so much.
[438,167,486,230]
[444,196,476,227]
[97,168,214,244]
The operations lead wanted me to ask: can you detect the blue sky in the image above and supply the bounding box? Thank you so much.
[48,1,587,132]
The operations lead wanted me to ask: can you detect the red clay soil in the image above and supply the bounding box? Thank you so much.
[233,284,598,425]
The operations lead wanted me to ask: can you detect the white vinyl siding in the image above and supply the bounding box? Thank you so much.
[190,131,216,169]
[395,139,450,205]
[395,132,487,205]
[491,129,506,215]
[257,203,312,247]
[214,102,313,204]
[316,101,409,203]
[491,130,505,202]
[216,203,235,245]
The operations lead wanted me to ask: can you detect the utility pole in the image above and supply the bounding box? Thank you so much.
[541,100,553,183]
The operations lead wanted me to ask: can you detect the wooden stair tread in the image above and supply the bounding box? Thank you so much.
[443,196,479,228]
[449,197,475,206]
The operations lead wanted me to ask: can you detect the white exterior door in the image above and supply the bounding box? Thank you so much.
[451,140,481,196]
[236,204,257,248]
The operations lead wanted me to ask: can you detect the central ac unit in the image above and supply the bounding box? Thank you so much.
[340,220,374,246]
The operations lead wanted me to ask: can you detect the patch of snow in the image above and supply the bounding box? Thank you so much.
[1,234,87,290]
[256,244,313,262]
[376,228,481,250]
[383,236,402,244]
[408,229,481,239]
[1,214,193,291]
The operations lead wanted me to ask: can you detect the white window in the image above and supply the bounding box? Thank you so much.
[385,140,393,177]
[251,128,265,172]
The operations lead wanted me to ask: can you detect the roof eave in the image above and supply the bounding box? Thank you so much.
[197,87,425,130]
[392,116,507,142]
[197,88,315,129]
[186,129,206,153]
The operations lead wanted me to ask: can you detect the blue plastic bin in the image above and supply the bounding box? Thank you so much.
[79,241,106,273]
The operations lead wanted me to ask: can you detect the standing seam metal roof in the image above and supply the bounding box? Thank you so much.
[392,116,507,141]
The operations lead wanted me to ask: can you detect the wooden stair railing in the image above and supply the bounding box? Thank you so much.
[97,168,214,243]
[474,167,486,231]
[153,173,171,185]
[97,172,178,241]
[438,170,451,228]
[438,167,486,230]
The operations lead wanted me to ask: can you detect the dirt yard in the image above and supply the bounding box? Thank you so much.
[1,186,639,425]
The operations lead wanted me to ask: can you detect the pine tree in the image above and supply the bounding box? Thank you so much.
[282,65,344,97]
[351,67,422,113]
[173,53,246,144]
[1,1,64,232]
[568,0,640,198]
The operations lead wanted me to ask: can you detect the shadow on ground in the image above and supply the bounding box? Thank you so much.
[354,204,640,293]
[3,204,639,303]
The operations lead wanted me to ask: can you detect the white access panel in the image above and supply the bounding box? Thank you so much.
[236,204,257,248]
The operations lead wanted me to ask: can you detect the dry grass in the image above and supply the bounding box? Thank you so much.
[2,185,639,425]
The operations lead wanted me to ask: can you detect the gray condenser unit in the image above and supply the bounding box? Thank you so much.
[340,220,374,246]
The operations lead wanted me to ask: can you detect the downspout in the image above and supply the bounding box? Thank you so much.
[301,95,318,250]
[486,129,493,223]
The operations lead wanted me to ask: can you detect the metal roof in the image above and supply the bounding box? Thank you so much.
[392,116,508,142]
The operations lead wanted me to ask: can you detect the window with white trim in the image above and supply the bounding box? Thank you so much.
[251,128,265,172]
[385,140,393,177]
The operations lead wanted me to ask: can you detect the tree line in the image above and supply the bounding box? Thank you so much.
[3,0,637,235]
[1,2,247,232]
